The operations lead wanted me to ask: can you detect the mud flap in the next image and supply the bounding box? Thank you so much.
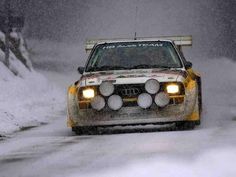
[184,79,200,122]
[67,85,79,127]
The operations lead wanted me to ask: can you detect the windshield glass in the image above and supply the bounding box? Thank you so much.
[86,41,182,72]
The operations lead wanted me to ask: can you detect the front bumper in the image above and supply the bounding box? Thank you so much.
[68,104,186,127]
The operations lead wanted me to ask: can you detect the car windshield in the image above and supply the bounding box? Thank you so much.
[86,41,182,72]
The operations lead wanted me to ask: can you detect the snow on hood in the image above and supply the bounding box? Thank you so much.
[79,69,186,86]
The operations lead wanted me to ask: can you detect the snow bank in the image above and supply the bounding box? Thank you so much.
[0,51,64,136]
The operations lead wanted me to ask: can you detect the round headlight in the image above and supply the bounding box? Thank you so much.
[108,95,123,111]
[166,84,179,94]
[82,88,95,99]
[137,93,153,109]
[91,95,105,111]
[145,79,160,94]
[99,82,114,96]
[154,92,170,107]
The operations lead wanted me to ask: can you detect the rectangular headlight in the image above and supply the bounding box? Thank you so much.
[82,88,95,99]
[166,84,179,94]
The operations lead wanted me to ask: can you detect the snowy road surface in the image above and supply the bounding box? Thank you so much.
[0,50,236,177]
[0,105,236,177]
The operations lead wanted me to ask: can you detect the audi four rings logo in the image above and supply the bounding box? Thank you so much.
[121,88,140,96]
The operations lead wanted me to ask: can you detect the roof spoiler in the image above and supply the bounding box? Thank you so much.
[85,35,192,53]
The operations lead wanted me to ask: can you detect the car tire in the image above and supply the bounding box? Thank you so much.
[72,127,84,135]
[72,126,97,135]
[195,120,201,125]
[176,121,195,130]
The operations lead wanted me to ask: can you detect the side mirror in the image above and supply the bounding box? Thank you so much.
[77,67,85,74]
[185,61,192,69]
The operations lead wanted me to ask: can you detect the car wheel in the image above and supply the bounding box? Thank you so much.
[72,127,83,135]
[195,120,201,125]
[72,126,97,135]
[176,121,195,130]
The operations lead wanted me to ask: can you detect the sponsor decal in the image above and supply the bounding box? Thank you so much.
[99,71,113,75]
[102,79,116,83]
[105,76,116,80]
[115,111,156,119]
[151,69,180,75]
[117,75,126,78]
[116,74,147,78]
[150,75,162,77]
[113,70,149,75]
[102,43,164,50]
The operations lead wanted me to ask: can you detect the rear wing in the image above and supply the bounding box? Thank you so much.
[85,35,192,53]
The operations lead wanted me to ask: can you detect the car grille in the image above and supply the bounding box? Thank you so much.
[115,84,145,98]
[77,83,184,109]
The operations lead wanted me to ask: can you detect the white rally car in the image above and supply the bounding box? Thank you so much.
[67,36,202,134]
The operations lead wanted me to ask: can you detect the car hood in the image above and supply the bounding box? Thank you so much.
[79,69,186,87]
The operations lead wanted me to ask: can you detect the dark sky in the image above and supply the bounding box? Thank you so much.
[4,0,236,58]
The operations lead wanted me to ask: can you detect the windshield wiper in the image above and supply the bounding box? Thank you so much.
[131,64,173,69]
[154,65,173,69]
[87,65,129,72]
[131,64,151,69]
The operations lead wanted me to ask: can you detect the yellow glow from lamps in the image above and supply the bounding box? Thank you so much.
[82,88,95,99]
[166,84,179,94]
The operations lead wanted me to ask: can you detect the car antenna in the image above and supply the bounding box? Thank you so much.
[134,5,138,40]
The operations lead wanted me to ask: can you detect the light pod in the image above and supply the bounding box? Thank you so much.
[99,81,114,97]
[145,79,160,94]
[91,95,105,111]
[108,95,123,110]
[137,93,152,109]
[154,92,170,107]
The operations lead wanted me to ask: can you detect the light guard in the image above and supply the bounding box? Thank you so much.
[108,95,123,110]
[91,95,105,111]
[155,92,170,107]
[145,79,160,94]
[99,82,114,96]
[137,93,153,109]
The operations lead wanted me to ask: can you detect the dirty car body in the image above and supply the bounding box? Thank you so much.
[67,36,202,133]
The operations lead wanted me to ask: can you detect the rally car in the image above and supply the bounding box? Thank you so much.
[67,35,202,134]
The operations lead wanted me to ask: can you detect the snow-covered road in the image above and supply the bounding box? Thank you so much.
[0,103,236,177]
[0,41,236,177]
